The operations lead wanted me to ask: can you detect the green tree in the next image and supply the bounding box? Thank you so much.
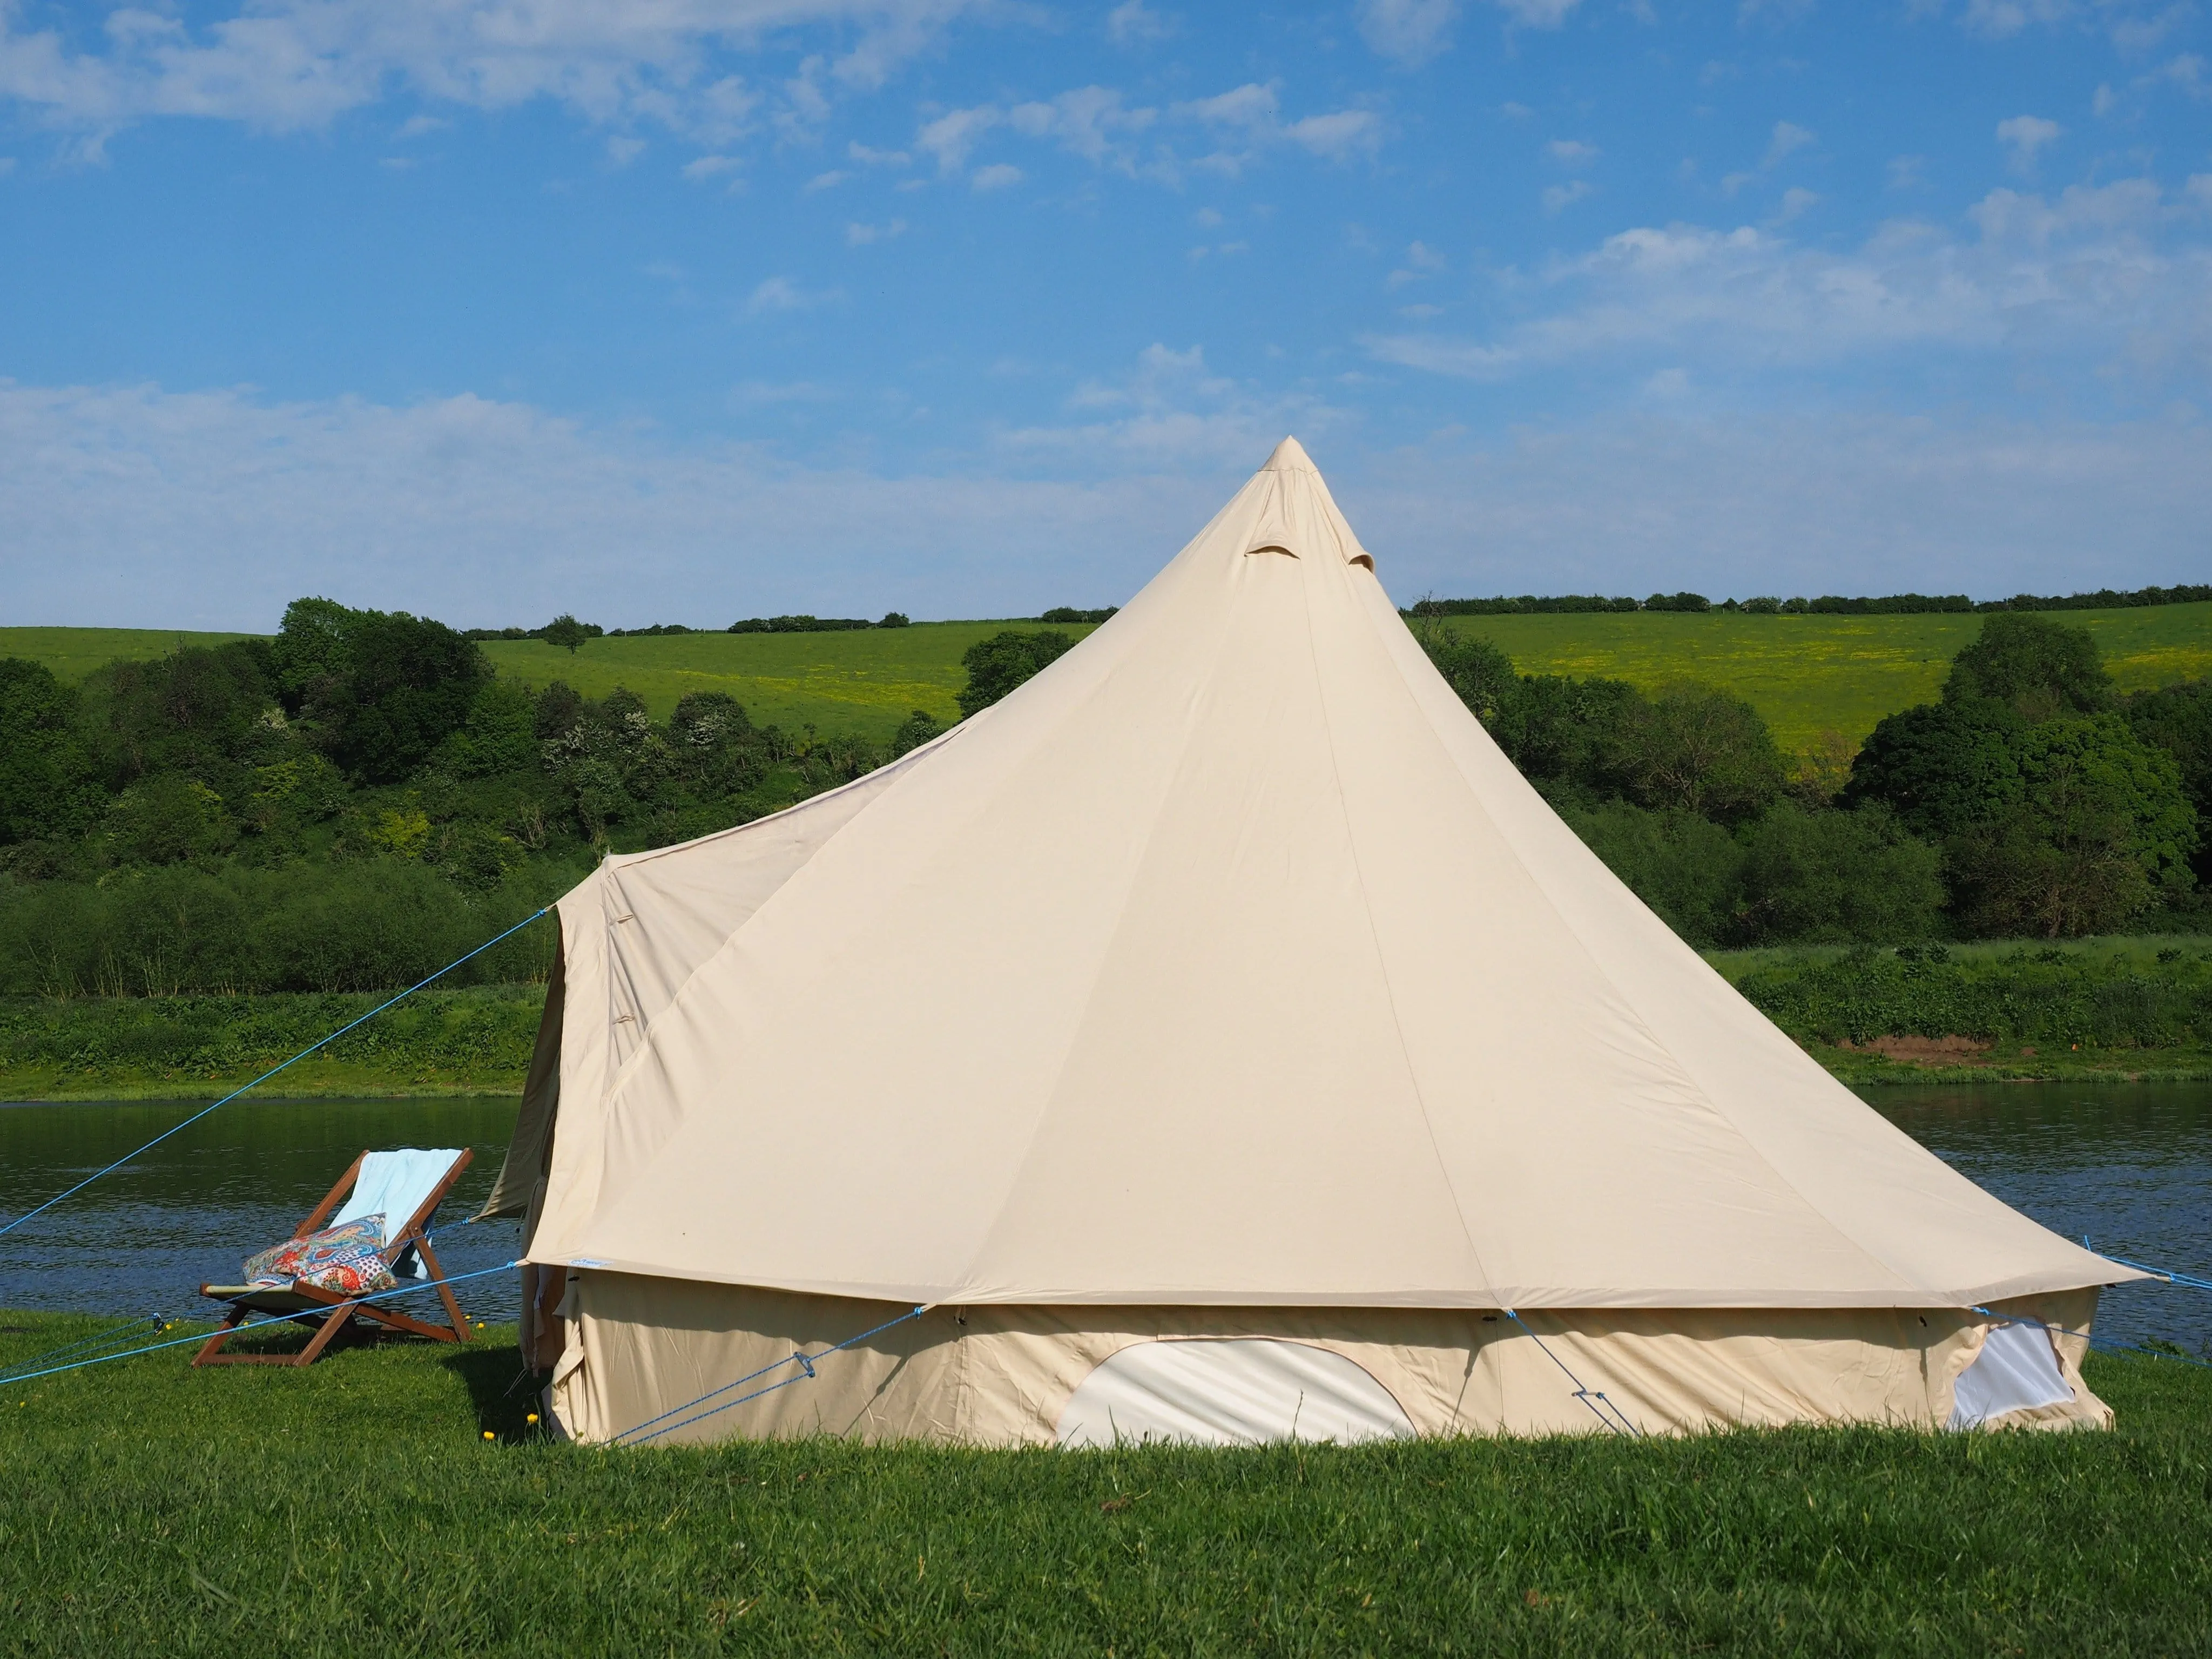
[1412,626,1517,725]
[1561,800,1742,947]
[957,630,1074,718]
[271,598,490,784]
[1944,611,2111,720]
[1843,696,2028,844]
[0,659,99,848]
[1947,713,2196,937]
[1733,802,1944,945]
[2122,680,2212,885]
[538,615,592,653]
[1624,684,1787,824]
[891,710,944,757]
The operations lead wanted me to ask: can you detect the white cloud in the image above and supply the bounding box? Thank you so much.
[1763,120,1814,167]
[970,161,1022,190]
[804,168,848,191]
[1887,154,1926,191]
[1007,86,1156,170]
[847,139,910,166]
[1176,82,1379,171]
[1771,185,1818,222]
[744,274,837,314]
[1492,0,1582,24]
[1012,342,1349,469]
[844,217,906,244]
[682,152,741,180]
[605,134,646,166]
[1997,113,2062,170]
[394,112,447,138]
[1365,178,2211,383]
[1356,0,1459,68]
[0,379,1231,628]
[1387,239,1447,286]
[1105,1,1177,43]
[915,103,1000,173]
[1960,0,2070,38]
[6,380,2202,630]
[2141,52,2207,98]
[1542,179,1592,212]
[1548,138,1599,164]
[0,1,964,149]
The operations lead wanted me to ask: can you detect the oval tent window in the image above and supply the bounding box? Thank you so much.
[1054,1338,1417,1448]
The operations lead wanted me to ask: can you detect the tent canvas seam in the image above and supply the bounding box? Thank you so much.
[1347,584,1919,1296]
[1301,558,1502,1306]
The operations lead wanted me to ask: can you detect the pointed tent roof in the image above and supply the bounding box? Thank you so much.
[525,440,2127,1311]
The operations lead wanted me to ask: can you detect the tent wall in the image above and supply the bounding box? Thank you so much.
[548,1271,2110,1446]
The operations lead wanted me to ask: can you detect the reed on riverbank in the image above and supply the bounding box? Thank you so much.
[0,1311,2206,1656]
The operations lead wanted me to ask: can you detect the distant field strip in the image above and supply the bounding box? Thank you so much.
[5,605,2199,751]
[1437,603,2212,753]
[480,622,1096,739]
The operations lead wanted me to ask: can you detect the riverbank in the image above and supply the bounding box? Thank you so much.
[0,986,541,1100]
[5,936,2210,1100]
[1,1311,2205,1654]
[1707,936,2212,1084]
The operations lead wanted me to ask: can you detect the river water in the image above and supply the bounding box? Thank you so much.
[1,1084,2206,1353]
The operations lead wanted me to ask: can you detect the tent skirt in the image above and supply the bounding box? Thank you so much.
[544,1270,2112,1445]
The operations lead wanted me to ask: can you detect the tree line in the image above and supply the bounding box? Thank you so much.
[1407,583,2212,618]
[0,601,2202,996]
[1418,611,2208,946]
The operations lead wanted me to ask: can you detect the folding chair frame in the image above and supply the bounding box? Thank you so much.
[194,1147,476,1367]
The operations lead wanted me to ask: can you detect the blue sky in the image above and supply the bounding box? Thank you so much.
[1,0,2207,629]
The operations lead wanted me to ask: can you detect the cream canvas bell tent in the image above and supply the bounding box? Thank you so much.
[483,437,2135,1446]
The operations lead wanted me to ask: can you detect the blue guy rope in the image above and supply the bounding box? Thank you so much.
[1502,1307,1640,1437]
[2088,1247,2212,1294]
[0,906,551,1241]
[611,1303,930,1448]
[0,1261,520,1389]
[0,1315,172,1381]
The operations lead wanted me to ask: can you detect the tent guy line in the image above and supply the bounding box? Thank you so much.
[610,1304,933,1448]
[0,1262,520,1390]
[0,907,552,1245]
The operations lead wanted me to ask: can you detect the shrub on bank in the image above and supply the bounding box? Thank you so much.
[1731,943,2212,1051]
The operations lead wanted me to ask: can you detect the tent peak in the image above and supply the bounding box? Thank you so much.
[1262,436,1318,474]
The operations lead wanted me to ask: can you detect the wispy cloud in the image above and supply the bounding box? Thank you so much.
[744,275,838,315]
[0,0,969,150]
[1357,0,1460,68]
[1997,113,2062,171]
[1366,177,2211,383]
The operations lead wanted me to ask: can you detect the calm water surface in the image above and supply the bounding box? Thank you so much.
[0,1097,524,1325]
[0,1084,2206,1353]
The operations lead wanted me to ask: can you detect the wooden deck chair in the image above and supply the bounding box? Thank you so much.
[194,1147,476,1367]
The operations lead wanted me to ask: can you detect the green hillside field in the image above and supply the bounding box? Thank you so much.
[1425,602,2212,755]
[4,602,2203,755]
[0,621,1094,747]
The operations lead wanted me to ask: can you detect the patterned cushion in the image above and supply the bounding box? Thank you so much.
[242,1215,399,1296]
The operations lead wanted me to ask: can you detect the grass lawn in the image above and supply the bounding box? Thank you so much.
[1433,602,2212,755]
[1,1312,2207,1655]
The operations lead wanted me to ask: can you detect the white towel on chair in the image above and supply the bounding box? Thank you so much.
[334,1149,464,1249]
